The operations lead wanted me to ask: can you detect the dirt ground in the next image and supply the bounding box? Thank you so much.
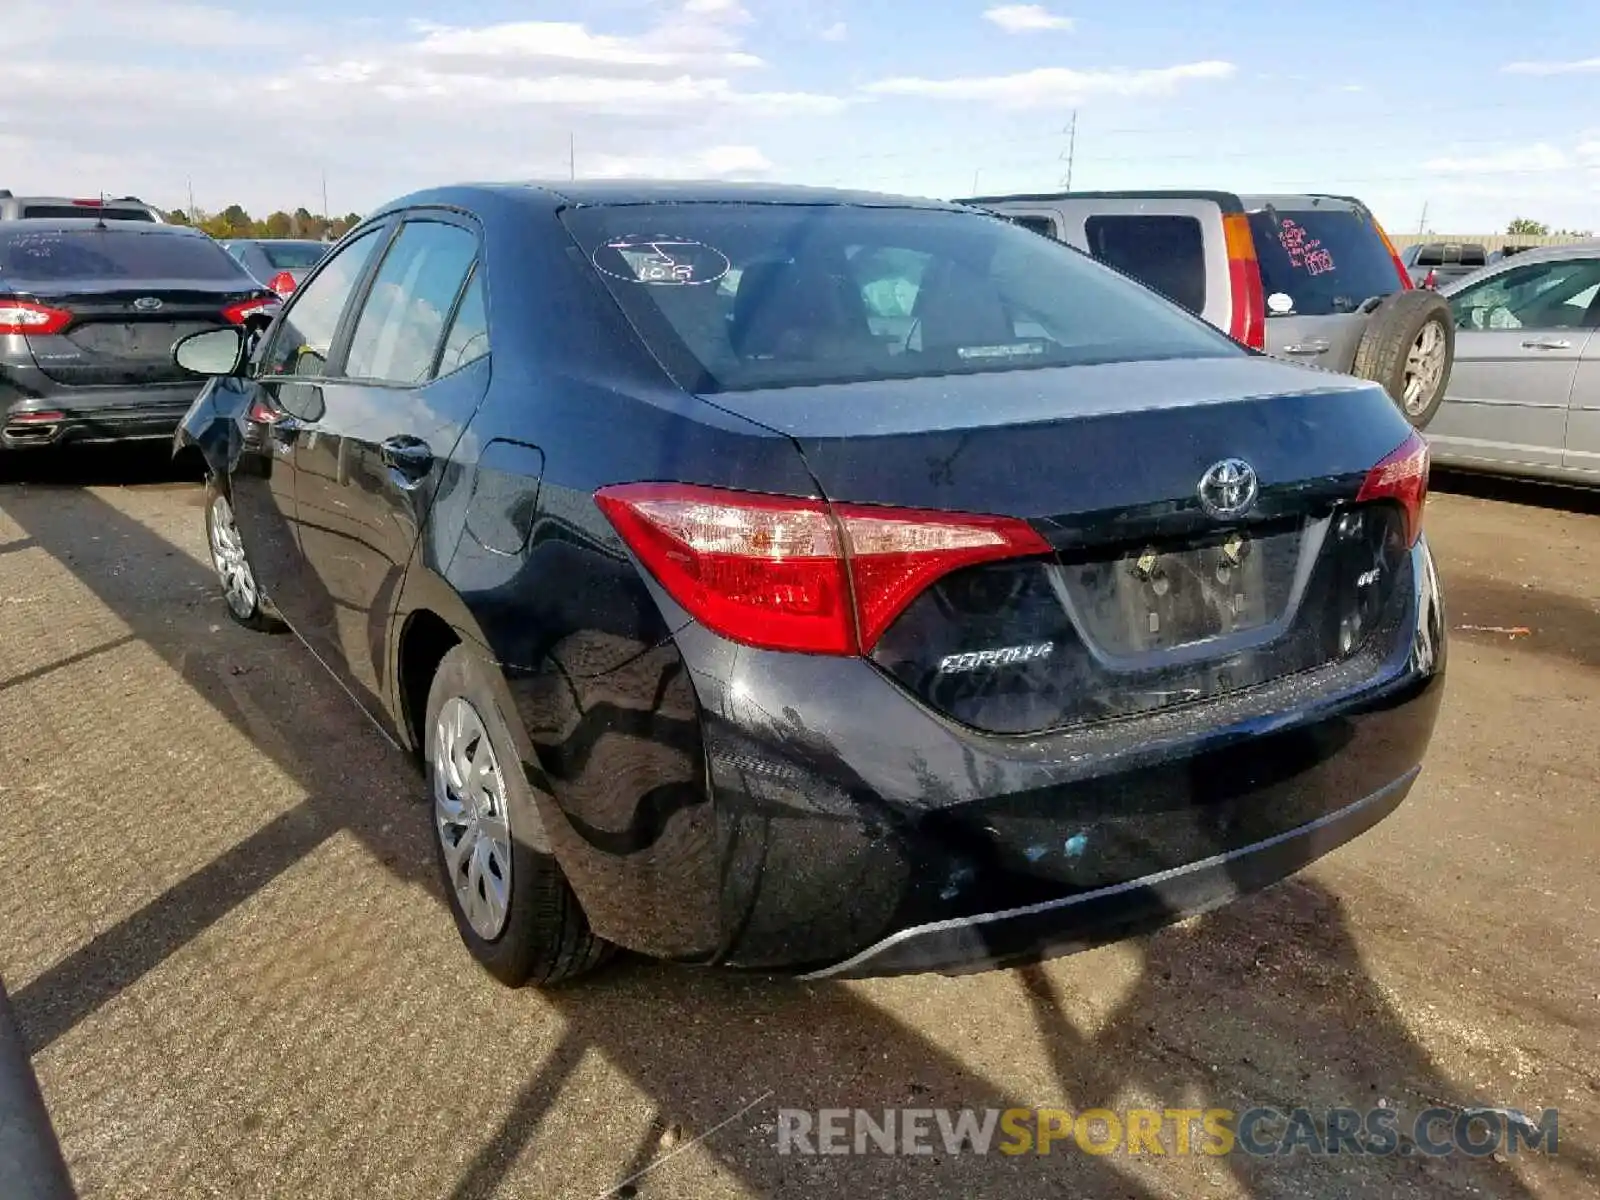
[0,450,1595,1199]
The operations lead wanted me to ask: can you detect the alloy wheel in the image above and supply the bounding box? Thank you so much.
[209,493,261,620]
[1402,319,1447,415]
[433,696,514,940]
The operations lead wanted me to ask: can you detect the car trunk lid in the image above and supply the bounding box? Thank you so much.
[11,282,262,386]
[701,355,1421,734]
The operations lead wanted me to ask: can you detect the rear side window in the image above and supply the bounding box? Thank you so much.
[344,220,478,385]
[1008,215,1059,239]
[438,271,490,375]
[18,205,154,222]
[560,203,1238,394]
[0,229,250,284]
[1083,215,1206,314]
[1246,208,1403,316]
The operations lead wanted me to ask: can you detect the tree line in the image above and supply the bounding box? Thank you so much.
[164,205,366,241]
[1506,217,1593,238]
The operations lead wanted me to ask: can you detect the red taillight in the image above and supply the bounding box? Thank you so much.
[1222,214,1265,349]
[594,483,1052,655]
[268,271,297,297]
[1421,269,1437,289]
[1357,431,1430,547]
[1372,220,1415,292]
[9,410,65,423]
[0,301,72,335]
[71,198,105,208]
[222,295,280,324]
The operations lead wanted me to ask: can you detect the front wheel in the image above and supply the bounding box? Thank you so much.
[204,477,284,633]
[424,644,611,987]
[1351,290,1456,428]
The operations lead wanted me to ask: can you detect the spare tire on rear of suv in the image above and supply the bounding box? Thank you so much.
[1351,289,1455,429]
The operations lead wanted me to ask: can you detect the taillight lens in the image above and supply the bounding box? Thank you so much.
[268,271,297,297]
[1421,269,1437,289]
[222,295,280,324]
[0,301,72,335]
[1221,214,1265,349]
[1373,220,1415,292]
[1357,431,1430,547]
[594,483,1052,655]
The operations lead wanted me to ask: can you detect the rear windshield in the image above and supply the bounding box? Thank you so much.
[1413,244,1487,267]
[18,204,155,222]
[260,242,329,269]
[561,203,1239,393]
[0,228,250,285]
[1246,207,1404,317]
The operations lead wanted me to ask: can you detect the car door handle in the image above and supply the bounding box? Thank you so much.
[1521,338,1572,350]
[380,435,434,486]
[1282,340,1331,356]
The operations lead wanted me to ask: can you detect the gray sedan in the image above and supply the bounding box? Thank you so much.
[1428,242,1600,484]
[218,238,329,296]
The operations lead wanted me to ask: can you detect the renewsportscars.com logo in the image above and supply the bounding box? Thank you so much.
[776,1106,1559,1158]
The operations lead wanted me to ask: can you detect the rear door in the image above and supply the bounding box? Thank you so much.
[234,224,389,625]
[1429,255,1600,470]
[1245,203,1407,372]
[291,213,488,714]
[1560,277,1600,477]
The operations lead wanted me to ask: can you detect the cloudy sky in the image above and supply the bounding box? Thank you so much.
[4,0,1600,233]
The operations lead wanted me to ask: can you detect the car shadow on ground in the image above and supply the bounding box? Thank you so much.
[0,450,1588,1199]
[1432,467,1600,517]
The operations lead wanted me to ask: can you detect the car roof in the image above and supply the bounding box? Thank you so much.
[1436,240,1600,294]
[374,180,966,217]
[956,190,1372,216]
[0,217,201,235]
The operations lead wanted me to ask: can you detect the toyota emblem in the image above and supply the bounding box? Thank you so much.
[133,297,163,311]
[1197,458,1259,519]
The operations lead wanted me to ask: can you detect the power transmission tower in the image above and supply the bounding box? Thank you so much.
[1417,201,1429,235]
[1060,110,1079,189]
[570,133,576,181]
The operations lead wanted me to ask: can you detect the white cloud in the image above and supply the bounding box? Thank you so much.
[1577,140,1600,159]
[0,0,845,212]
[586,144,773,179]
[1502,55,1600,75]
[984,5,1076,33]
[820,21,848,41]
[1421,143,1571,173]
[864,60,1234,109]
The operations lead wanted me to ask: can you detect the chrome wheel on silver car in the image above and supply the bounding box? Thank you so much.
[433,696,515,941]
[1401,319,1448,416]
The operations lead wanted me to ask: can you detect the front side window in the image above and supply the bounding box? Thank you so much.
[560,203,1239,394]
[344,220,478,385]
[1083,215,1206,314]
[259,227,383,379]
[1448,258,1600,331]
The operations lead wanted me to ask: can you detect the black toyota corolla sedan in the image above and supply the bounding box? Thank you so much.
[171,181,1444,986]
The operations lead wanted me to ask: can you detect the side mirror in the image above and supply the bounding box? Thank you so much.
[173,326,246,377]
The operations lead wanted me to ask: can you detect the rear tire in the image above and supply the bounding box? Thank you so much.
[424,644,611,987]
[1352,290,1455,429]
[204,476,285,633]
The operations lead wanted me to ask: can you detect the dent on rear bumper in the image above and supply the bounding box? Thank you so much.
[535,537,1445,976]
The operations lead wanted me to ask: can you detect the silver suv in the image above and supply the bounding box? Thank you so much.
[0,190,163,223]
[960,190,1455,427]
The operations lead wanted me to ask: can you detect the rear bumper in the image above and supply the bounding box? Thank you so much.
[2,386,198,449]
[804,767,1416,979]
[528,537,1446,978]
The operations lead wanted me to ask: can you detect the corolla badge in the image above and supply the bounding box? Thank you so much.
[1196,458,1259,519]
[132,297,164,311]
